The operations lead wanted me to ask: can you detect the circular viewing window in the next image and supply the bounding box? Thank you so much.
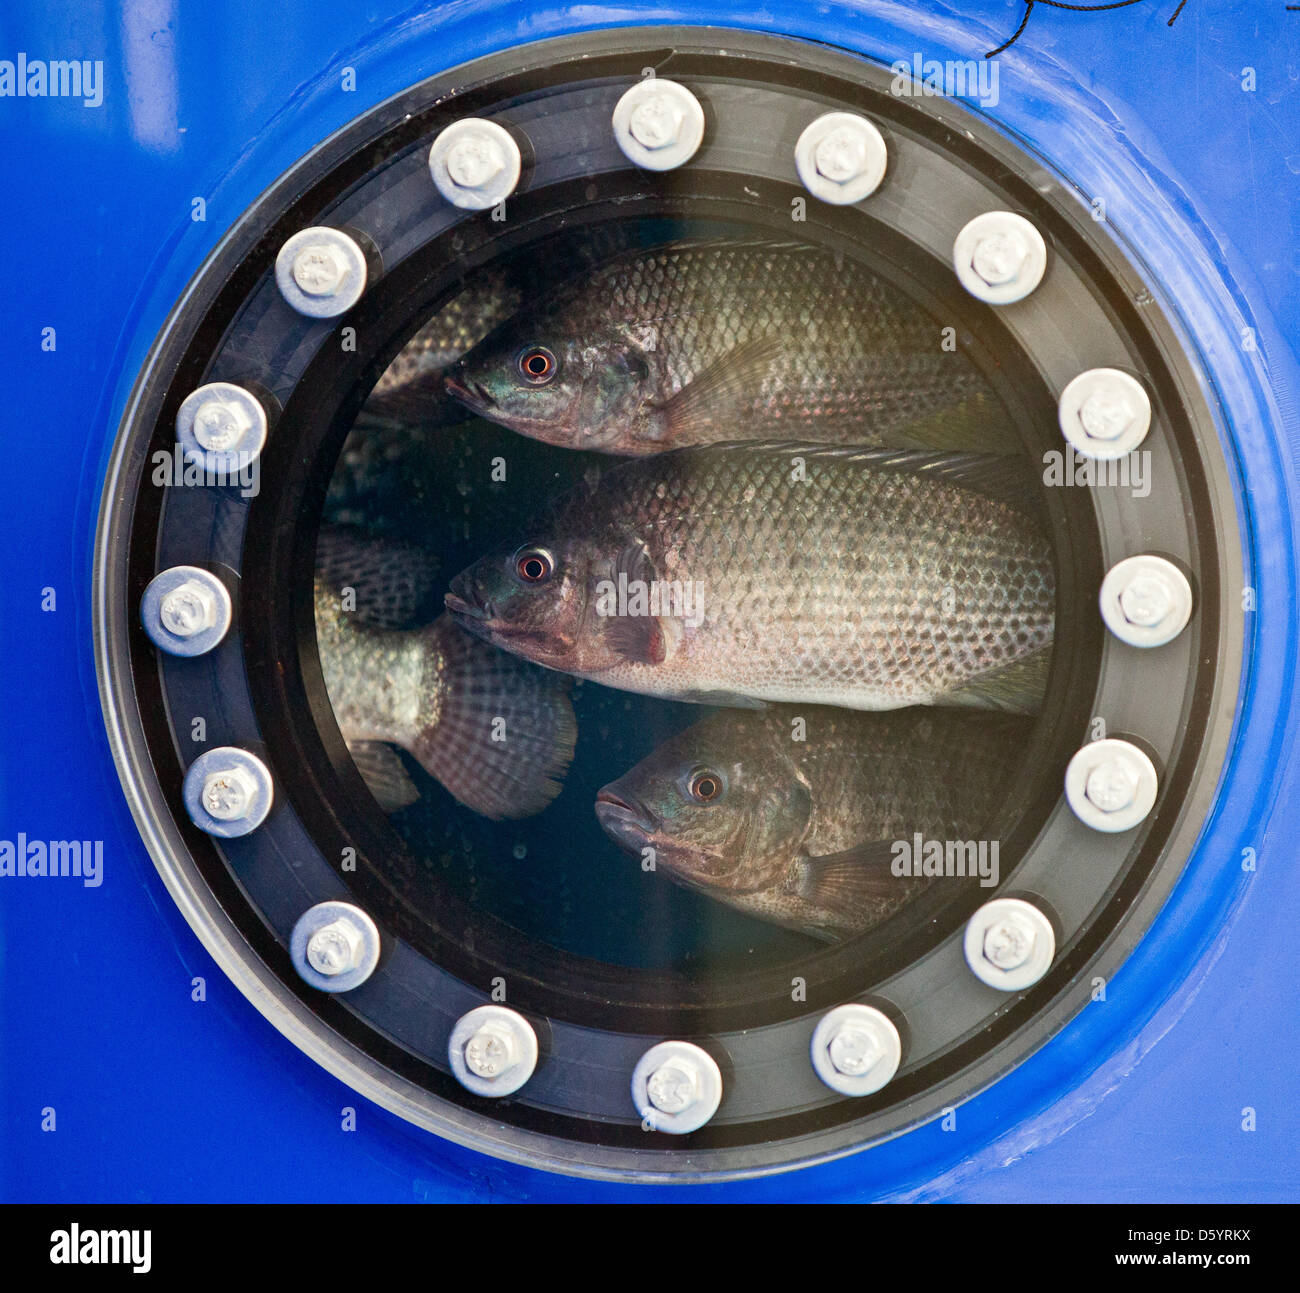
[96,27,1241,1181]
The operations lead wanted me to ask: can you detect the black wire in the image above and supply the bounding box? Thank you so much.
[988,0,1180,57]
[987,1,1036,57]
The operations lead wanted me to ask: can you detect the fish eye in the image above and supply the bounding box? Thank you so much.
[514,546,555,584]
[686,768,725,804]
[517,345,558,385]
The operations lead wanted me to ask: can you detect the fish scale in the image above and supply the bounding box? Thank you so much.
[605,243,966,423]
[626,449,1051,704]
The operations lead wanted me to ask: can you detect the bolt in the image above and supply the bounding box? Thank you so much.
[633,1041,722,1131]
[200,765,257,822]
[1066,739,1159,834]
[983,912,1038,971]
[276,228,368,317]
[1118,571,1174,627]
[1079,387,1136,442]
[795,113,888,206]
[430,119,522,209]
[1058,369,1152,460]
[810,1004,902,1095]
[291,244,345,298]
[1100,555,1193,649]
[143,567,233,657]
[814,125,869,185]
[291,902,379,992]
[305,918,364,977]
[191,397,253,453]
[463,1022,519,1079]
[449,1006,538,1095]
[158,581,215,638]
[966,899,1055,990]
[827,1026,880,1077]
[971,230,1029,287]
[612,80,704,172]
[1084,758,1139,814]
[445,134,506,190]
[184,748,274,838]
[646,1059,699,1114]
[628,94,683,150]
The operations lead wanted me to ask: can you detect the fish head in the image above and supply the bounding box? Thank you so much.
[445,530,606,673]
[445,313,666,454]
[595,713,812,895]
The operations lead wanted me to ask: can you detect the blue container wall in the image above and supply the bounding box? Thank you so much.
[1,1,1298,1201]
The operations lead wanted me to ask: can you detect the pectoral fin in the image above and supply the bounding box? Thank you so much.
[655,336,785,440]
[604,540,670,665]
[606,615,671,666]
[792,841,901,914]
[940,647,1052,715]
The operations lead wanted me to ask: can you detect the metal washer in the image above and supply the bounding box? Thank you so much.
[274,226,368,318]
[448,1005,539,1097]
[632,1041,723,1134]
[428,118,522,211]
[1065,739,1160,834]
[952,210,1048,305]
[611,78,705,171]
[810,1004,902,1096]
[175,381,268,478]
[794,111,888,205]
[140,565,232,658]
[290,901,382,994]
[1058,367,1153,461]
[964,898,1056,993]
[182,746,274,839]
[1099,554,1194,648]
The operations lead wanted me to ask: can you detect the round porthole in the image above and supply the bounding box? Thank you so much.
[95,27,1241,1181]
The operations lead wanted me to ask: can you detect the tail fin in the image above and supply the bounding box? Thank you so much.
[411,616,578,819]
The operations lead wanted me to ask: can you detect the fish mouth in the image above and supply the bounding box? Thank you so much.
[444,371,495,412]
[444,588,501,647]
[444,590,487,622]
[594,786,655,843]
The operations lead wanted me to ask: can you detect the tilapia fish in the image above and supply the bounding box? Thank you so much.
[595,707,1031,940]
[445,239,1012,455]
[446,444,1055,713]
[315,528,576,818]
